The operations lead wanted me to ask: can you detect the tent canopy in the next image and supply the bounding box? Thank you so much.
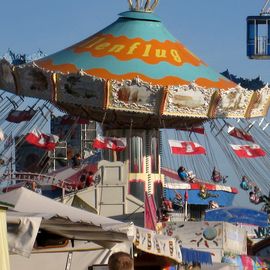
[0,188,131,257]
[0,188,182,263]
[0,187,125,228]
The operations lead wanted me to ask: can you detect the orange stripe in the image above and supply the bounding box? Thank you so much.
[37,60,237,89]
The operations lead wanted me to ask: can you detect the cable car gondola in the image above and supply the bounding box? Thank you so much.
[247,0,270,59]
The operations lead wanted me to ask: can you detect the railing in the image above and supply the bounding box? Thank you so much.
[0,172,74,191]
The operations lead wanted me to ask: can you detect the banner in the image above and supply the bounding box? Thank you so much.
[25,128,59,151]
[230,144,266,158]
[228,126,254,142]
[93,135,127,152]
[169,140,206,155]
[133,227,181,263]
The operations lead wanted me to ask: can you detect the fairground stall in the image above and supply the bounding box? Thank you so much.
[0,187,182,270]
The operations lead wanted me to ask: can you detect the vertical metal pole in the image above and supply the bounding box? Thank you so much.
[113,151,117,162]
[61,186,65,202]
[9,154,12,178]
[80,124,84,159]
[184,191,188,221]
[184,201,188,221]
[53,149,56,171]
[65,252,73,270]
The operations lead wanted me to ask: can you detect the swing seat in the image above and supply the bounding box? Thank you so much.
[212,176,223,183]
[240,183,249,191]
[250,196,261,204]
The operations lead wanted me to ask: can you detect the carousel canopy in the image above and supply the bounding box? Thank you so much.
[0,0,270,129]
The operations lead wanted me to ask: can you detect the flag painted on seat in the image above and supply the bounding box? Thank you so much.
[60,115,90,125]
[230,144,266,158]
[228,126,254,142]
[6,109,36,123]
[178,126,205,134]
[25,128,59,151]
[169,140,206,155]
[93,135,127,152]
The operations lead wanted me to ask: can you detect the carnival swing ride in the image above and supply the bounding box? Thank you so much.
[0,0,270,222]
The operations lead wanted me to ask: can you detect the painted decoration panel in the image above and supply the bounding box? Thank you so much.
[14,65,53,100]
[163,84,214,117]
[56,73,104,108]
[216,86,253,118]
[223,222,247,255]
[108,78,162,113]
[249,86,270,117]
[163,222,223,249]
[162,222,246,256]
[0,60,16,93]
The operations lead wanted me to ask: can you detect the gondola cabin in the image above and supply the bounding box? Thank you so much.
[247,15,270,59]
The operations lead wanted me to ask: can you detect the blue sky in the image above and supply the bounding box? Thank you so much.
[0,0,269,82]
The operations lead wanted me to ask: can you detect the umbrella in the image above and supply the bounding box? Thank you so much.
[205,207,269,227]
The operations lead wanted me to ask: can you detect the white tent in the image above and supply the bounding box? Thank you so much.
[0,188,132,257]
[0,188,182,270]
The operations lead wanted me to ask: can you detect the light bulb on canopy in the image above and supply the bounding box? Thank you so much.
[0,0,270,129]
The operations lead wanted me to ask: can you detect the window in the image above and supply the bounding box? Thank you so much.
[34,230,68,248]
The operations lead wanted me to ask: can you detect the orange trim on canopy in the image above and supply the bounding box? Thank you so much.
[37,60,237,89]
[196,77,236,89]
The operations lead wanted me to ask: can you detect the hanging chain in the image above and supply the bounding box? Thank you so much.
[261,0,270,15]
